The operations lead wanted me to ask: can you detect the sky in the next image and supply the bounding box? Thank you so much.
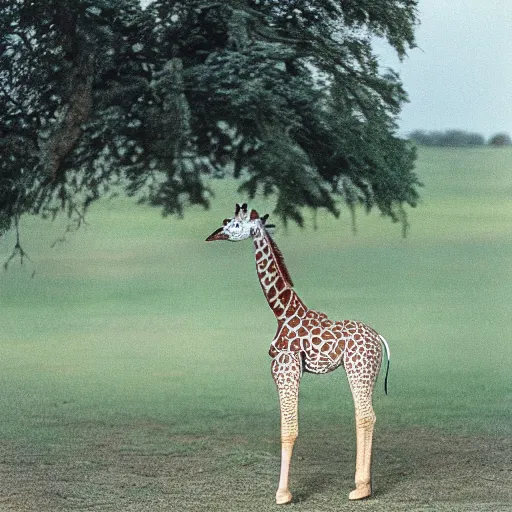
[373,0,512,138]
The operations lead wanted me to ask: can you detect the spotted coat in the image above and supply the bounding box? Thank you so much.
[253,227,383,382]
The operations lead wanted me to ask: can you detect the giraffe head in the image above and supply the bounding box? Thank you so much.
[205,203,271,242]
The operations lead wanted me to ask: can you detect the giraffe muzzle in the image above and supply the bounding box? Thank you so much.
[205,228,229,241]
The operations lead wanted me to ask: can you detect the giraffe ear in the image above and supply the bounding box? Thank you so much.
[235,203,241,216]
[250,209,259,220]
[222,218,230,226]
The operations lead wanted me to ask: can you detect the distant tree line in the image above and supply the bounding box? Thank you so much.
[409,130,511,147]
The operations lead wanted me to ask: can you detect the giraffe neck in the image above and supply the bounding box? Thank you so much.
[252,229,306,321]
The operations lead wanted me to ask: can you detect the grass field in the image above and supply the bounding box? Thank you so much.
[1,147,512,511]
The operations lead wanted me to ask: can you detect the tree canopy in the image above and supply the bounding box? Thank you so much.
[1,0,420,248]
[488,132,511,147]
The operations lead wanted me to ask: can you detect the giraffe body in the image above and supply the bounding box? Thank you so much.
[206,204,390,504]
[270,313,382,377]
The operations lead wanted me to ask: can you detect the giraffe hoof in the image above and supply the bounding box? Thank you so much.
[349,484,371,500]
[276,489,293,505]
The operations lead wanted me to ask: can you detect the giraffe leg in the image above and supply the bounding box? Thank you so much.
[271,351,302,505]
[348,408,375,500]
[346,370,377,500]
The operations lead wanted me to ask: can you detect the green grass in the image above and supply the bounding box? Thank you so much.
[0,147,511,509]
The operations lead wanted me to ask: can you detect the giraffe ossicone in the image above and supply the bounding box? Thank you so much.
[206,203,391,504]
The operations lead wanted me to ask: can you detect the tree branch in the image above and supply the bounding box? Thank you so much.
[3,214,33,272]
[41,47,95,179]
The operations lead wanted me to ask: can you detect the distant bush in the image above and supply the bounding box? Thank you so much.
[409,130,485,147]
[488,133,511,146]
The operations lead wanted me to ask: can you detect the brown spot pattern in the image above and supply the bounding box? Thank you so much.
[269,309,384,380]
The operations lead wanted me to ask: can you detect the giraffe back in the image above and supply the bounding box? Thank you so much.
[269,309,383,376]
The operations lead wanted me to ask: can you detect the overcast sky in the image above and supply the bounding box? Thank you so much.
[374,0,512,138]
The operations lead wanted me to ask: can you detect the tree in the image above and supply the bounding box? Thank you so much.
[409,129,485,147]
[488,132,511,146]
[1,0,421,256]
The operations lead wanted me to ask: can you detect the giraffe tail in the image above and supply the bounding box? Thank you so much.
[379,335,391,395]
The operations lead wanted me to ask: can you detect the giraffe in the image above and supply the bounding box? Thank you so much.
[206,203,390,504]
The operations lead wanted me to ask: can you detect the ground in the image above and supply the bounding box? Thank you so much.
[0,423,511,511]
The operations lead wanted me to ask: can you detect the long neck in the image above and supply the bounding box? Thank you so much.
[252,229,306,321]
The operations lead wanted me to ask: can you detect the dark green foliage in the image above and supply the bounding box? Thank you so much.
[1,0,420,243]
[409,130,486,147]
[488,132,511,146]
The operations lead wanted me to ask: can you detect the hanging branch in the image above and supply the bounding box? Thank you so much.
[50,205,89,248]
[3,214,33,272]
